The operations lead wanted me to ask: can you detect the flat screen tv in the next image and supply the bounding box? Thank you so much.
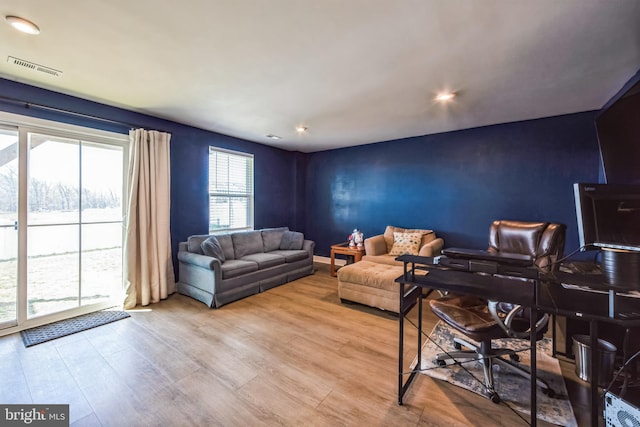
[574,183,640,251]
[595,78,640,184]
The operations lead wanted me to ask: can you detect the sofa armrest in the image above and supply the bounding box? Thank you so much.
[303,239,315,257]
[418,237,444,257]
[177,251,222,270]
[364,234,387,256]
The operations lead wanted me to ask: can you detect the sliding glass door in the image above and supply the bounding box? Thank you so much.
[0,114,127,331]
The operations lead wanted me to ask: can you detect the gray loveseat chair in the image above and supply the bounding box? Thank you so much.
[177,227,315,308]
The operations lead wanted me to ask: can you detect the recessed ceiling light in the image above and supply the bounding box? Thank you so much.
[435,92,456,102]
[5,16,40,35]
[266,134,281,140]
[296,126,308,133]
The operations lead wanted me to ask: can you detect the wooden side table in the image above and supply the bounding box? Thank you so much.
[330,242,365,277]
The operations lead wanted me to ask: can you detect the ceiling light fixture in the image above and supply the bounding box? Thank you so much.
[296,126,308,133]
[435,92,456,102]
[266,134,282,140]
[5,16,40,35]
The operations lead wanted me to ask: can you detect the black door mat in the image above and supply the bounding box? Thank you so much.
[21,309,130,347]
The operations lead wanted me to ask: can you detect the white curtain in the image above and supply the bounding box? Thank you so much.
[123,128,175,309]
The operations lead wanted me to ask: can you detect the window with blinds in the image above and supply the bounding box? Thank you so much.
[209,147,254,233]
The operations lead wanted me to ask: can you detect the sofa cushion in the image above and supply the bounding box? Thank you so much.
[384,226,434,252]
[221,259,259,279]
[240,252,286,269]
[362,254,403,266]
[215,234,235,260]
[187,235,209,254]
[232,231,264,259]
[269,249,309,263]
[280,231,304,250]
[389,232,423,256]
[262,227,289,252]
[201,235,226,262]
[337,260,406,292]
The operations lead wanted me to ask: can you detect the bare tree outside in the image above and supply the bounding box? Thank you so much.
[0,166,119,214]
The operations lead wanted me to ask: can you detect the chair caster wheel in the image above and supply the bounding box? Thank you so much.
[542,388,555,398]
[435,359,447,367]
[489,392,501,404]
[509,353,520,362]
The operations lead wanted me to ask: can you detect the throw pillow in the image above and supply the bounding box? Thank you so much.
[389,232,423,256]
[201,235,226,262]
[384,226,433,252]
[280,231,304,250]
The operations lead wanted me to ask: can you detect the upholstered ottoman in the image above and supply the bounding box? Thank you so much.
[337,260,411,313]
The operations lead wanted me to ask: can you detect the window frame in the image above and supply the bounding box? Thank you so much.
[208,146,254,234]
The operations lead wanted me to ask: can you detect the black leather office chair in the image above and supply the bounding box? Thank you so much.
[429,220,566,403]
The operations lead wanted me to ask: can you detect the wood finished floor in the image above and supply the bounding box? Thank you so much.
[0,263,592,426]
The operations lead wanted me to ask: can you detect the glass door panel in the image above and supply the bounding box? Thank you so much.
[80,142,124,306]
[0,128,18,328]
[27,134,80,318]
[81,223,122,305]
[27,225,79,316]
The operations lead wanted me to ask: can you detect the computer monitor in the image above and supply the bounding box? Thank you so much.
[573,183,640,252]
[595,77,640,185]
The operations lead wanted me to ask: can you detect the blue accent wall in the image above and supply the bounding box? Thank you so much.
[305,112,601,257]
[0,79,305,269]
[1,78,609,265]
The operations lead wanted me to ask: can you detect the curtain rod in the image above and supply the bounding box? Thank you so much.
[0,95,168,132]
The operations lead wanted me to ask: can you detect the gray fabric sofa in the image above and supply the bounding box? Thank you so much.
[176,227,315,308]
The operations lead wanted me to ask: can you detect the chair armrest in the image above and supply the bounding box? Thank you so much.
[177,251,222,270]
[364,234,387,255]
[418,237,444,257]
[487,301,548,339]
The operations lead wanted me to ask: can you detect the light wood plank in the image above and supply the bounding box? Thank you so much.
[0,263,591,426]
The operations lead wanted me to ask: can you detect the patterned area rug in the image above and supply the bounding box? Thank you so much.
[21,309,130,347]
[414,322,577,427]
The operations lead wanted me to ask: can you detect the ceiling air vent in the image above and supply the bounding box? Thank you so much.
[7,56,62,77]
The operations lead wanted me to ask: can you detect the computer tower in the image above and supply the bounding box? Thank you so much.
[604,391,640,427]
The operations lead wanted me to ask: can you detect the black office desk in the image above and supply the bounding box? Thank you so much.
[395,255,540,426]
[395,254,640,427]
[537,272,640,426]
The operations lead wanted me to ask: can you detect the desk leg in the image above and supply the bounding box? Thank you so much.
[417,293,423,379]
[398,285,420,405]
[551,314,557,357]
[398,286,410,404]
[530,311,537,427]
[398,289,404,405]
[589,320,600,427]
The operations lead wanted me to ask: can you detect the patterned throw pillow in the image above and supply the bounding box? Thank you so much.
[389,232,423,256]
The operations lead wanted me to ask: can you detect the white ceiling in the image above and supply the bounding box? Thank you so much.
[1,1,639,153]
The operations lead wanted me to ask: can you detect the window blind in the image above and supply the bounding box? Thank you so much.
[208,147,254,233]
